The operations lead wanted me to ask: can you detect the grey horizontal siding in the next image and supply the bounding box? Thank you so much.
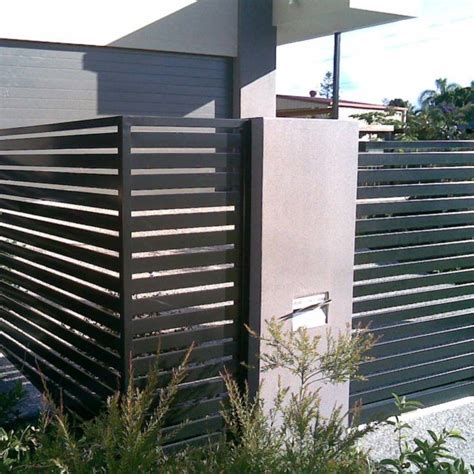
[0,40,233,128]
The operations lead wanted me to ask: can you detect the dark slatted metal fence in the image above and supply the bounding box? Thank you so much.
[351,140,474,421]
[0,116,249,447]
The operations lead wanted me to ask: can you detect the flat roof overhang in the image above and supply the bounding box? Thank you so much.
[274,0,421,45]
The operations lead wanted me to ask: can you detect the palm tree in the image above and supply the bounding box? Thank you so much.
[418,78,460,109]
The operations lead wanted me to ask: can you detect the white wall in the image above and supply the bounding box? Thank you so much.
[0,0,238,57]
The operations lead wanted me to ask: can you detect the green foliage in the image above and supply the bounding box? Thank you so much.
[350,110,404,128]
[0,322,471,473]
[175,319,377,474]
[0,382,38,473]
[27,348,190,473]
[353,78,473,141]
[378,394,474,473]
[0,425,38,473]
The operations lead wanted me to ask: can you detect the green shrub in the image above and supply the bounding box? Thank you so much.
[166,319,377,474]
[27,348,191,473]
[378,394,474,474]
[1,320,471,473]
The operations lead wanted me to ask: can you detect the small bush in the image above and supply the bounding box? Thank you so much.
[0,320,471,473]
[27,348,190,473]
[378,394,474,474]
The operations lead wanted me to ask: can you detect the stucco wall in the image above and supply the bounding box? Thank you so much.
[249,118,359,416]
[0,0,238,57]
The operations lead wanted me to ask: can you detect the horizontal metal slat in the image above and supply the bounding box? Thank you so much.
[0,270,119,334]
[132,287,237,315]
[362,141,474,151]
[354,283,474,313]
[133,305,238,335]
[132,323,237,355]
[151,359,237,389]
[359,152,474,167]
[0,337,97,418]
[356,210,474,233]
[0,281,120,368]
[357,197,474,218]
[0,326,102,412]
[355,226,474,250]
[368,326,474,359]
[0,234,119,292]
[132,152,240,169]
[0,169,117,189]
[0,153,118,169]
[166,396,227,426]
[0,212,120,253]
[358,182,474,199]
[0,116,119,137]
[0,293,120,375]
[162,414,224,444]
[354,295,474,326]
[365,313,474,343]
[358,167,474,185]
[351,380,474,424]
[361,340,474,377]
[0,132,118,151]
[132,230,238,253]
[132,267,236,294]
[0,228,119,290]
[131,132,240,149]
[354,254,474,282]
[0,249,119,312]
[352,356,473,403]
[132,341,237,374]
[132,248,237,274]
[131,191,240,211]
[131,172,240,191]
[355,241,474,265]
[354,269,474,297]
[129,116,244,129]
[132,210,237,233]
[0,182,119,209]
[0,198,119,232]
[0,309,114,397]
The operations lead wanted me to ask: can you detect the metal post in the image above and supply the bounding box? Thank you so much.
[331,32,341,120]
[238,119,258,397]
[118,116,133,393]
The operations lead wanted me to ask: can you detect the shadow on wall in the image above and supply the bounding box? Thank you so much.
[82,0,236,119]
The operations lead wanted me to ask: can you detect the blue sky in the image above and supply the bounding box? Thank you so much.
[276,0,473,105]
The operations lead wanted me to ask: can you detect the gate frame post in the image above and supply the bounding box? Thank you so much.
[118,116,133,393]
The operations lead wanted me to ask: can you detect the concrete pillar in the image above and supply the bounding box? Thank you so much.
[248,118,359,416]
[233,0,277,118]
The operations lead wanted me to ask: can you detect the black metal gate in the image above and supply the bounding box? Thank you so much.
[351,140,474,421]
[0,116,250,447]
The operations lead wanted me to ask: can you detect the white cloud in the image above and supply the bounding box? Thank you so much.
[276,0,474,104]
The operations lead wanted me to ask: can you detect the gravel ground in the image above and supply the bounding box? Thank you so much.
[359,397,474,466]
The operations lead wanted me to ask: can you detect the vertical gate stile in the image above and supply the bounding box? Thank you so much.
[118,116,133,393]
[238,120,254,396]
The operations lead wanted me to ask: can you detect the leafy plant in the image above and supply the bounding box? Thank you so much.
[379,394,473,473]
[173,319,376,474]
[0,425,38,473]
[28,348,191,473]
